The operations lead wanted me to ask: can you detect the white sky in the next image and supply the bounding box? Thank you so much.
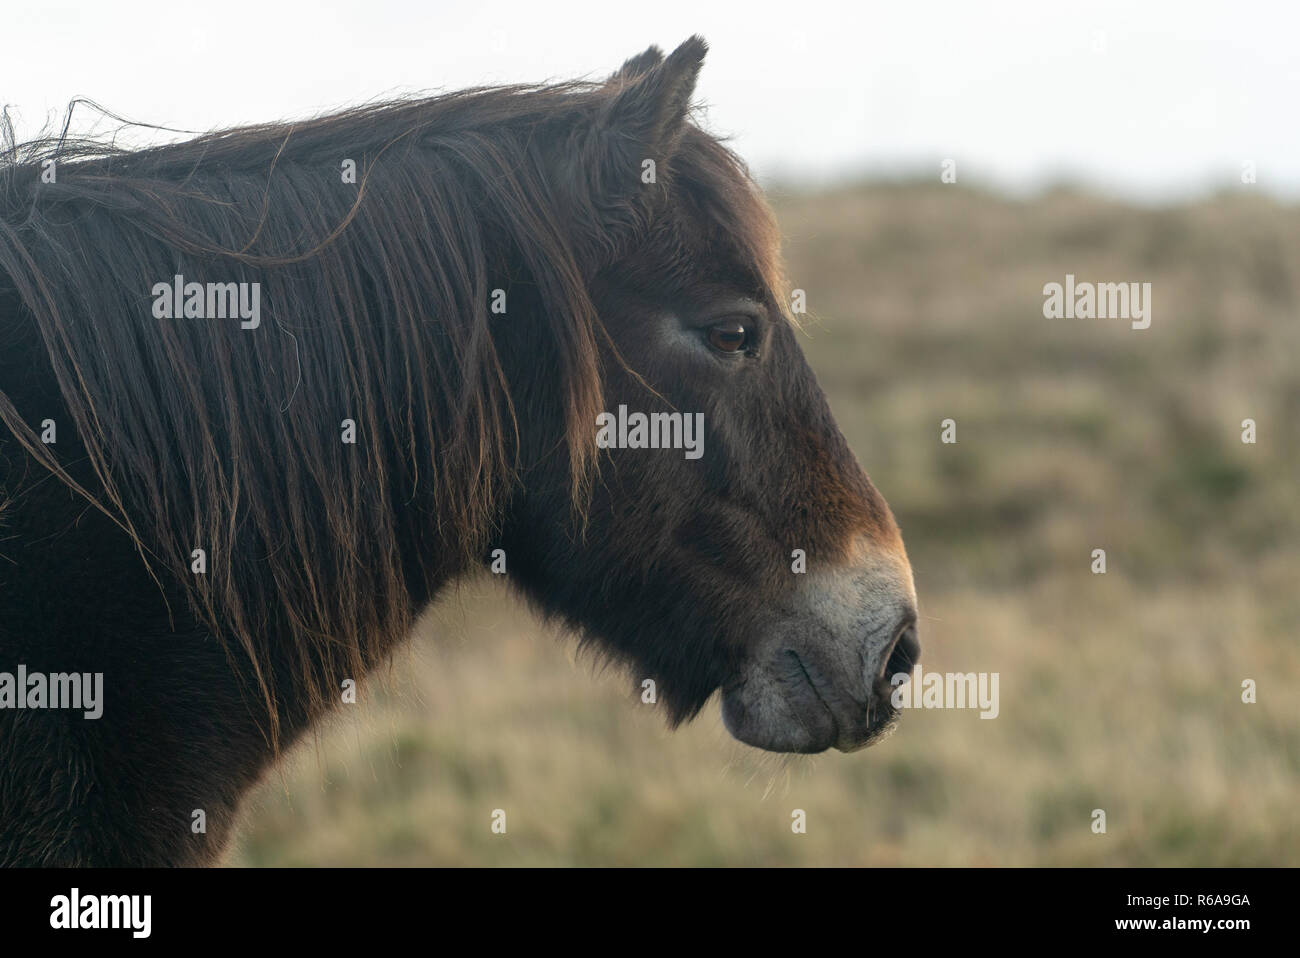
[5,0,1296,202]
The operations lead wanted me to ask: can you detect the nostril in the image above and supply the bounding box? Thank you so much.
[880,616,921,682]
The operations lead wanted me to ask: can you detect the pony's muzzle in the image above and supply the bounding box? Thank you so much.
[720,580,920,754]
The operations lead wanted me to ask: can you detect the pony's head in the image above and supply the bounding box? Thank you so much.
[498,38,919,753]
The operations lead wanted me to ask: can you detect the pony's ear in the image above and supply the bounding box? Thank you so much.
[598,36,706,158]
[559,36,707,265]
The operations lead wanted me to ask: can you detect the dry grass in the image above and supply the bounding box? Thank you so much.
[229,182,1300,866]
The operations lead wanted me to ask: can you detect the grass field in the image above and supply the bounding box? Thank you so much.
[230,181,1300,866]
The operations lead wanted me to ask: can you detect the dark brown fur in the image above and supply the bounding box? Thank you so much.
[0,38,910,865]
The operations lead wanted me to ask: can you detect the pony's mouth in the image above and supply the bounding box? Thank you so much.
[789,645,907,753]
[719,621,920,754]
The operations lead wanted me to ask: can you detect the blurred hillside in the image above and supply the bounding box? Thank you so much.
[230,182,1300,866]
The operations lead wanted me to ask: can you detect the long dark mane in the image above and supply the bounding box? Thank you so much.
[0,55,782,744]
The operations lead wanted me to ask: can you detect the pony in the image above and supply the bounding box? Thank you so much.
[0,37,918,865]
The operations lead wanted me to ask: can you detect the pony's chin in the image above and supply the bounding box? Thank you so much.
[721,684,837,754]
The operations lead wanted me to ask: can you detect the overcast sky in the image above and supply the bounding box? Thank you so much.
[5,0,1295,202]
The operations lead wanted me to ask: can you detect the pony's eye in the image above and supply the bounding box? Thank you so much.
[707,321,749,353]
